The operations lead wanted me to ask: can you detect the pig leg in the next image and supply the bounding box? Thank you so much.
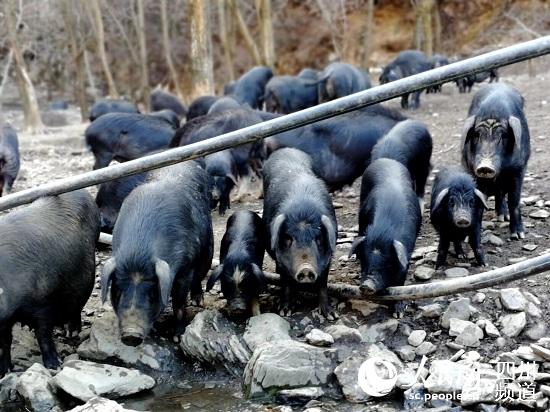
[411,91,421,109]
[172,272,193,339]
[495,191,509,222]
[508,176,525,240]
[318,278,338,321]
[468,227,486,267]
[190,272,204,307]
[0,325,13,376]
[436,236,451,269]
[250,297,261,317]
[453,241,466,260]
[278,266,293,317]
[0,176,3,197]
[400,94,409,109]
[35,321,60,370]
[2,175,14,195]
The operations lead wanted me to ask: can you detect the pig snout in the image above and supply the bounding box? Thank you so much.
[228,297,248,312]
[211,189,221,201]
[475,159,497,179]
[120,327,146,347]
[360,276,383,295]
[295,263,318,283]
[453,210,472,228]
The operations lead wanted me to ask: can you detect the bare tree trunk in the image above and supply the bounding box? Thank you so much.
[4,0,43,132]
[160,0,182,96]
[84,50,98,99]
[134,0,149,109]
[188,0,214,100]
[417,0,434,57]
[88,0,118,97]
[60,0,89,121]
[433,0,441,53]
[314,0,342,60]
[228,0,262,65]
[362,0,375,69]
[0,51,13,101]
[105,4,139,66]
[218,1,235,81]
[255,0,276,67]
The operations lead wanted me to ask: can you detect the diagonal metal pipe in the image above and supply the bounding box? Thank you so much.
[1,36,550,212]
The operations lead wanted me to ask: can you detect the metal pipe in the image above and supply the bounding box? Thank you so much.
[1,36,550,211]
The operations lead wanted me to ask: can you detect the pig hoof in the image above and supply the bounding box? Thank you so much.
[498,215,505,222]
[505,214,510,222]
[172,335,181,344]
[510,232,525,240]
[279,306,292,317]
[519,231,525,239]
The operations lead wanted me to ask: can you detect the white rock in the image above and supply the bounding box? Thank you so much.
[415,341,436,356]
[444,267,469,278]
[359,318,399,343]
[420,303,443,318]
[530,209,550,219]
[472,292,486,303]
[305,329,334,347]
[67,397,139,412]
[484,320,501,337]
[324,325,362,343]
[243,313,291,351]
[441,298,472,328]
[0,373,19,404]
[455,324,482,347]
[396,345,416,362]
[461,367,498,405]
[449,318,483,339]
[407,330,427,347]
[349,300,384,316]
[526,301,542,318]
[52,360,155,402]
[499,288,528,311]
[424,360,474,393]
[16,363,59,412]
[500,312,527,337]
[414,266,435,280]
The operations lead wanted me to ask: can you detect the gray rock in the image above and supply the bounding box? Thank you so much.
[180,310,251,375]
[349,300,384,316]
[499,288,528,311]
[243,340,337,399]
[16,363,59,412]
[525,323,547,340]
[449,319,483,339]
[305,329,334,347]
[415,341,436,356]
[522,195,540,205]
[500,312,527,337]
[424,360,474,393]
[324,325,362,344]
[411,245,438,260]
[396,367,417,390]
[358,318,399,343]
[67,397,140,412]
[53,360,155,402]
[472,292,486,303]
[444,267,469,278]
[0,373,19,404]
[522,243,538,251]
[483,320,501,337]
[276,387,325,404]
[484,234,504,246]
[243,313,291,351]
[414,266,435,280]
[441,298,472,328]
[455,324,482,347]
[529,209,550,219]
[419,303,443,318]
[407,330,426,347]
[396,345,416,362]
[461,367,498,406]
[526,301,542,318]
[78,311,172,371]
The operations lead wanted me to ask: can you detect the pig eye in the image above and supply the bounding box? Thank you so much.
[282,235,293,249]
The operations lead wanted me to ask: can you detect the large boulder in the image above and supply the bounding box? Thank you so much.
[16,363,59,412]
[243,340,337,399]
[67,397,140,412]
[78,311,173,371]
[180,310,250,375]
[52,360,155,402]
[0,373,19,404]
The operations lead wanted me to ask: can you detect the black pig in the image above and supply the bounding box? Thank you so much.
[264,75,319,114]
[207,211,266,316]
[350,158,421,294]
[89,99,139,122]
[461,84,530,239]
[206,150,239,215]
[0,190,99,375]
[0,121,20,197]
[186,95,220,121]
[318,62,371,103]
[431,168,488,268]
[150,89,187,117]
[101,162,213,345]
[232,66,273,109]
[263,148,338,319]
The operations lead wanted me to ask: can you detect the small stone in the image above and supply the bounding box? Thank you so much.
[455,324,482,347]
[414,266,435,280]
[396,345,416,362]
[523,291,541,305]
[500,312,527,337]
[276,387,325,404]
[449,319,484,340]
[482,221,495,230]
[530,209,550,219]
[484,320,501,337]
[523,243,538,251]
[522,195,541,205]
[408,330,427,347]
[67,397,139,412]
[486,234,504,246]
[499,288,528,311]
[461,351,481,362]
[349,300,384,316]
[525,323,547,340]
[424,360,474,392]
[508,256,527,264]
[419,303,443,318]
[396,367,417,390]
[305,329,334,347]
[496,337,506,347]
[324,325,362,344]
[473,292,486,303]
[526,301,542,318]
[444,267,469,278]
[415,341,436,356]
[358,318,399,343]
[441,298,472,328]
[412,245,438,260]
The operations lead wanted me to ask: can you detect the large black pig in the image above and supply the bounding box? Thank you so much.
[232,66,273,109]
[207,96,242,115]
[371,119,433,204]
[264,75,319,114]
[0,121,20,197]
[207,211,266,316]
[89,99,139,122]
[461,84,530,239]
[85,112,175,169]
[349,158,421,294]
[95,172,148,233]
[318,62,371,103]
[456,69,499,93]
[431,167,488,268]
[206,150,239,215]
[149,109,181,130]
[379,50,432,109]
[101,162,213,345]
[426,54,450,93]
[298,68,319,81]
[186,95,220,121]
[0,190,99,375]
[263,148,338,319]
[150,89,187,117]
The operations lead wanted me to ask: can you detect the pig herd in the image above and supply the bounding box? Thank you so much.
[0,53,529,378]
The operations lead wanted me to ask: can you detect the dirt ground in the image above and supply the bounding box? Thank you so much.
[4,60,550,411]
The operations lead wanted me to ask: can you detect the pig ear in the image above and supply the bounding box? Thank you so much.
[432,188,450,212]
[461,116,476,146]
[474,189,489,209]
[100,258,117,305]
[321,215,337,252]
[206,265,223,291]
[227,174,238,186]
[251,263,267,292]
[155,259,173,307]
[508,116,522,151]
[393,240,409,270]
[271,214,286,250]
[348,236,365,258]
